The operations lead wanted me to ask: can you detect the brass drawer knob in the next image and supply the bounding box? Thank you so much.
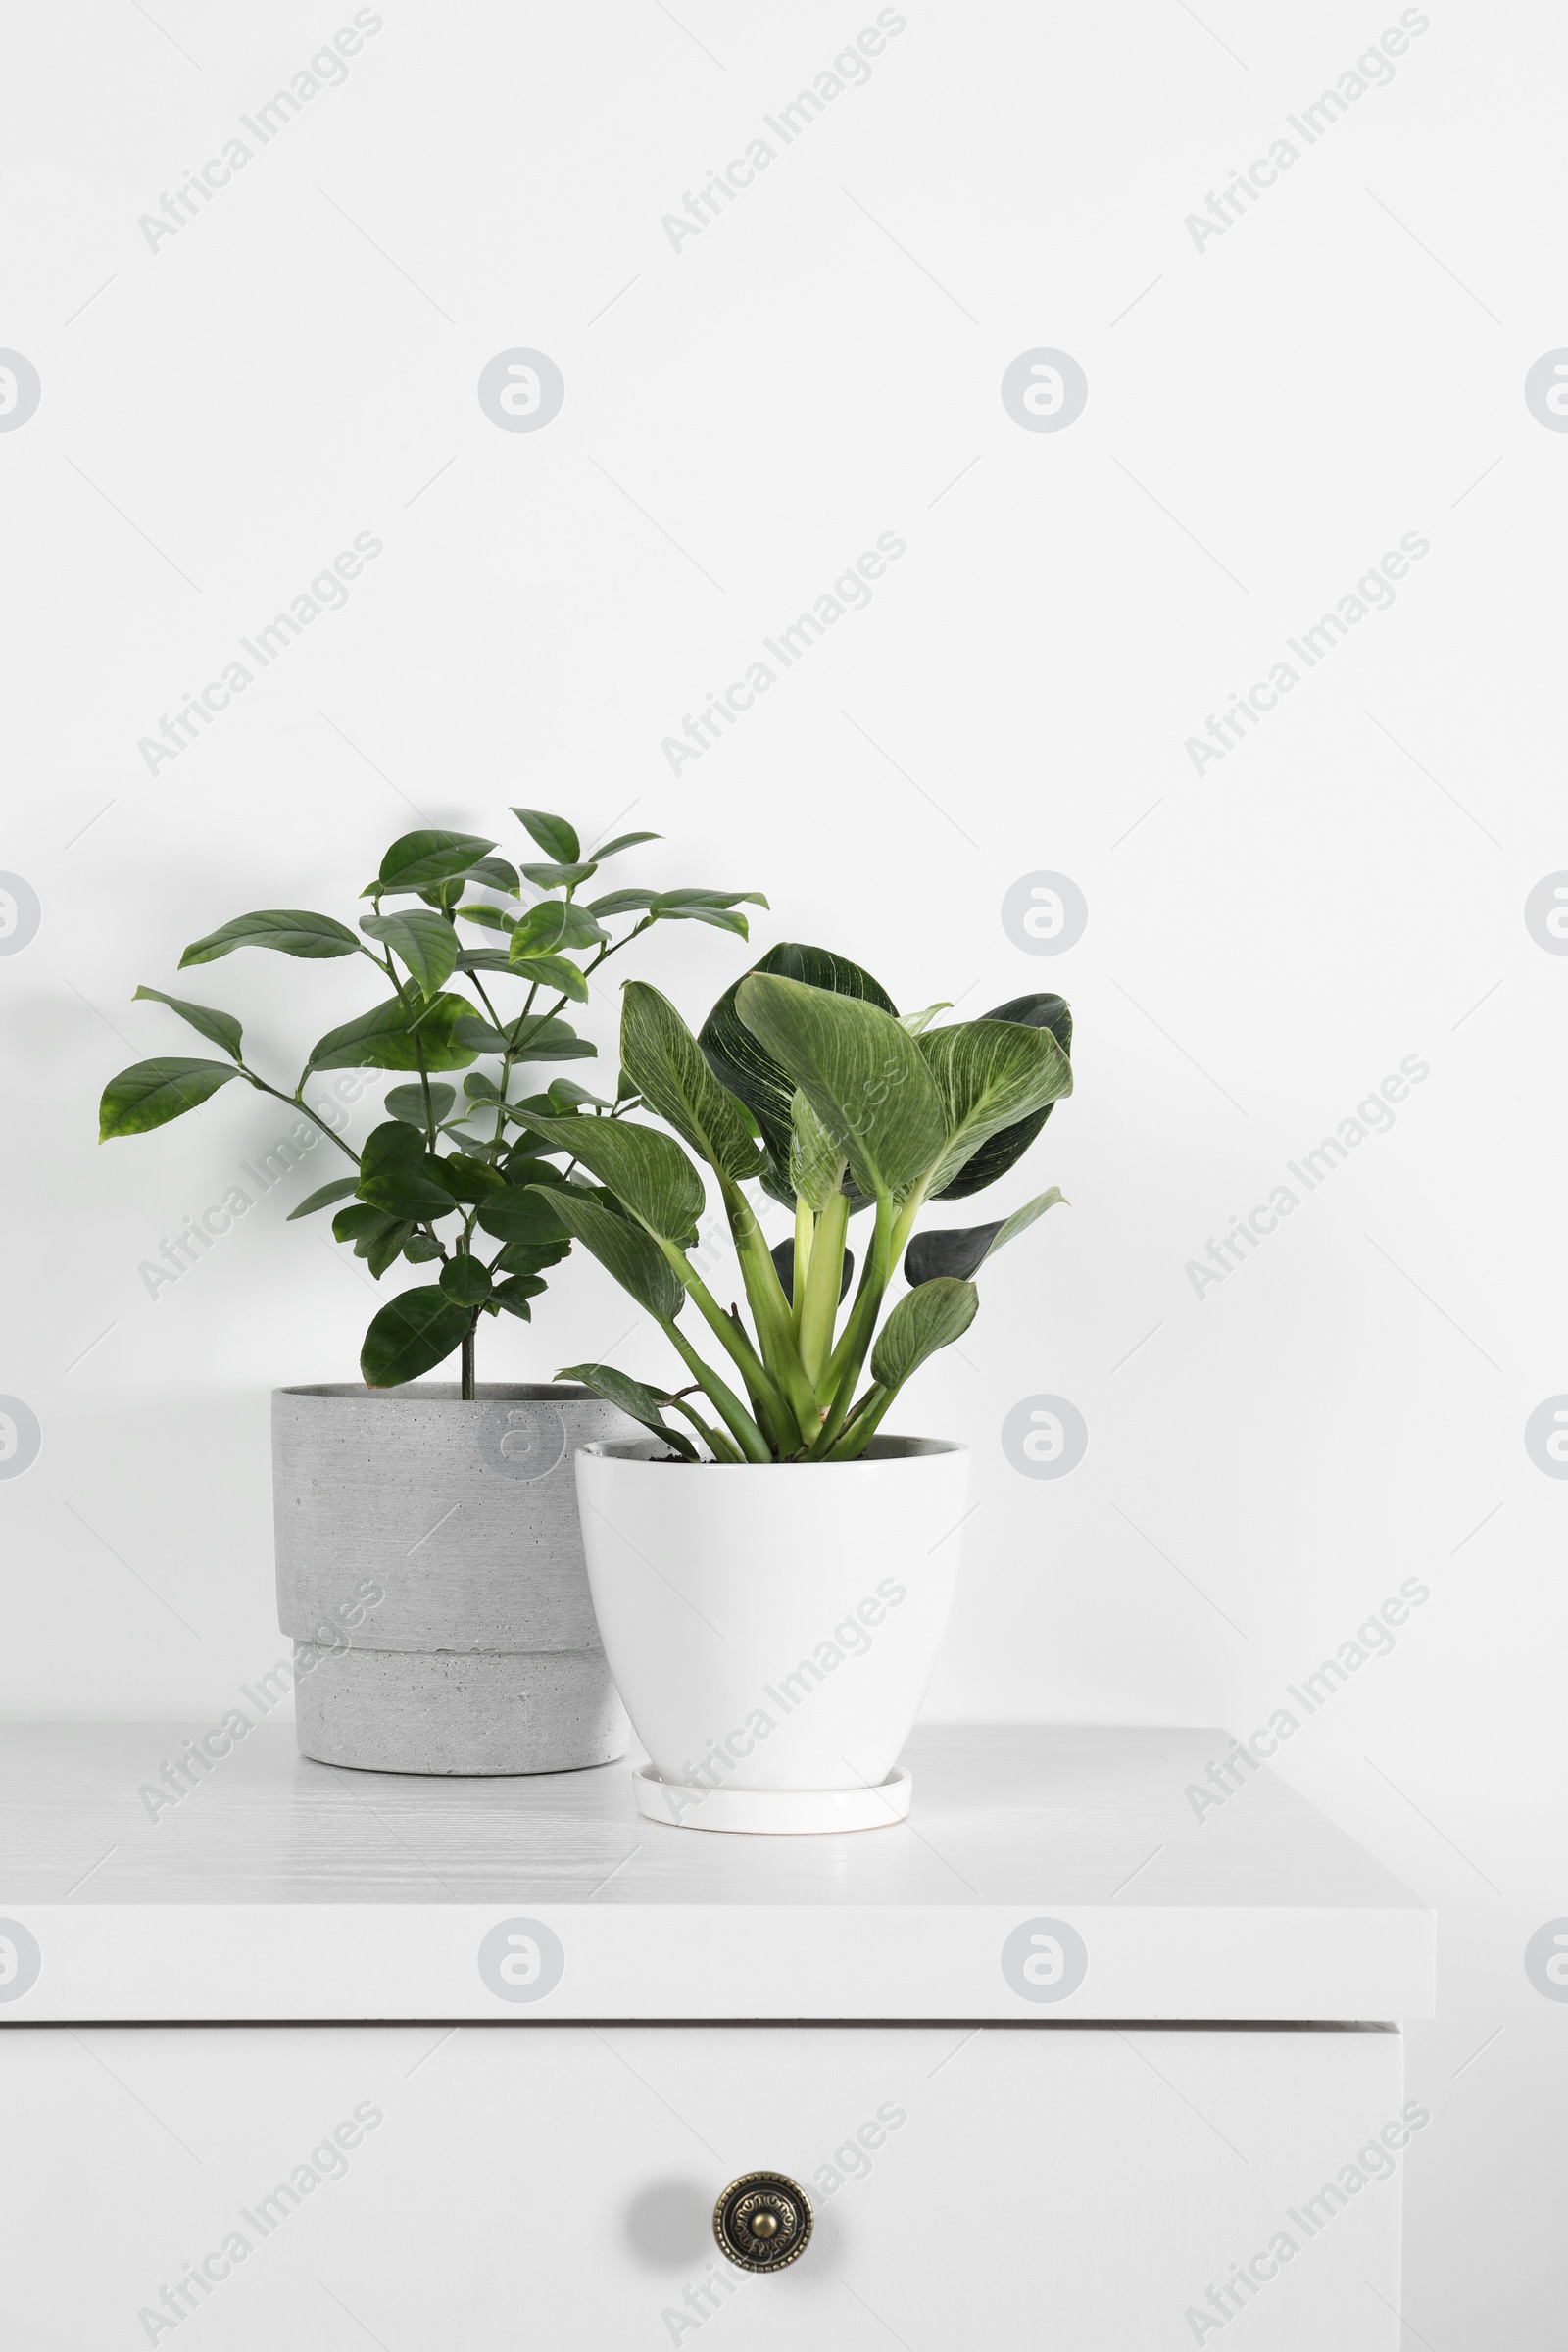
[712,2171,813,2273]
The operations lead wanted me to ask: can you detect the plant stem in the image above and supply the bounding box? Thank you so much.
[809,1197,893,1457]
[824,1383,894,1460]
[798,1190,849,1389]
[461,1323,476,1401]
[791,1196,812,1335]
[664,1396,743,1463]
[662,1322,771,1462]
[720,1177,817,1446]
[252,1073,361,1163]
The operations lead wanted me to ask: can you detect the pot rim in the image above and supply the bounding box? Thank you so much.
[274,1382,597,1402]
[579,1434,967,1467]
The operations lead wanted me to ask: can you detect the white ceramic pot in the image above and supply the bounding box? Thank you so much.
[574,1436,969,1834]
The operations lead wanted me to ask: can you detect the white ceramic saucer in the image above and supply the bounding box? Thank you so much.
[631,1763,913,1835]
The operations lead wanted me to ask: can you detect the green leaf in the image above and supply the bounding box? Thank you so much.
[287,1177,361,1221]
[512,808,581,863]
[372,830,496,897]
[439,1253,493,1304]
[530,1184,686,1319]
[99,1057,239,1141]
[440,1152,508,1202]
[178,909,360,967]
[512,899,608,954]
[506,945,589,1001]
[520,1113,703,1244]
[456,905,516,936]
[309,993,481,1074]
[870,1277,979,1391]
[383,1081,457,1127]
[588,888,661,917]
[131,985,244,1058]
[904,1188,1066,1284]
[657,888,769,911]
[365,1219,416,1278]
[403,1233,444,1262]
[361,1286,471,1386]
[333,1202,398,1245]
[699,942,898,1178]
[494,1235,571,1277]
[452,1013,597,1062]
[898,1002,952,1036]
[555,1362,698,1459]
[521,859,598,890]
[916,1019,1073,1198]
[492,1273,547,1319]
[361,909,461,999]
[473,1164,575,1245]
[356,1122,459,1220]
[619,981,764,1185]
[735,973,945,1204]
[546,1078,612,1110]
[590,830,662,859]
[933,994,1074,1200]
[465,856,520,895]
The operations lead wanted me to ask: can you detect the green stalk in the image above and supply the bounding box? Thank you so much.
[660,1244,795,1442]
[823,1382,896,1462]
[791,1197,813,1337]
[720,1178,817,1446]
[662,1322,771,1463]
[809,1197,894,1458]
[665,1396,743,1463]
[798,1190,849,1391]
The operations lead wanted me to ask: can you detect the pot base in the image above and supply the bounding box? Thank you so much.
[293,1644,629,1777]
[631,1763,912,1836]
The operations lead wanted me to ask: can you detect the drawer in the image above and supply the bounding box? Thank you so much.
[0,2021,1409,2346]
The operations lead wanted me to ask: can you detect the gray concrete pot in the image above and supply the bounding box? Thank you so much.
[271,1382,635,1776]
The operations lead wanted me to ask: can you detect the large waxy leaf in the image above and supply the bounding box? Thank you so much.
[520,1113,703,1245]
[916,1018,1073,1200]
[361,1286,471,1386]
[531,1185,686,1320]
[512,808,580,863]
[492,1273,547,1318]
[131,984,244,1059]
[556,1362,697,1460]
[588,888,660,917]
[465,856,520,896]
[308,992,481,1074]
[770,1237,855,1306]
[383,1081,457,1127]
[619,982,763,1184]
[934,994,1073,1200]
[904,1188,1066,1285]
[178,909,360,967]
[735,973,945,1204]
[521,860,598,890]
[360,909,461,999]
[356,1121,459,1220]
[700,943,898,1178]
[99,1057,240,1140]
[371,830,496,897]
[440,1152,507,1202]
[473,1161,574,1247]
[869,1277,979,1391]
[287,1176,360,1221]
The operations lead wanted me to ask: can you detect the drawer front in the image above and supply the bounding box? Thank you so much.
[0,2024,1406,2346]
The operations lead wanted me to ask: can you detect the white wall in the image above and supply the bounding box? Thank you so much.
[1,1,1562,2338]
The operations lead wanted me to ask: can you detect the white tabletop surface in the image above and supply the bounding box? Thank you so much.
[0,1723,1434,2023]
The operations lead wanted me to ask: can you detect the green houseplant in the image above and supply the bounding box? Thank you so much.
[96,809,765,1780]
[98,808,764,1397]
[558,945,1075,1834]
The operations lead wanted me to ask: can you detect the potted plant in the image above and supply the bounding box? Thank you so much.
[97,810,765,1777]
[528,945,1074,1833]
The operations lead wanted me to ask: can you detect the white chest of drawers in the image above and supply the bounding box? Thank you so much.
[0,1723,1433,2347]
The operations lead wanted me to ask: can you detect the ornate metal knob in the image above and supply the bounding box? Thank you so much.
[712,2171,813,2273]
